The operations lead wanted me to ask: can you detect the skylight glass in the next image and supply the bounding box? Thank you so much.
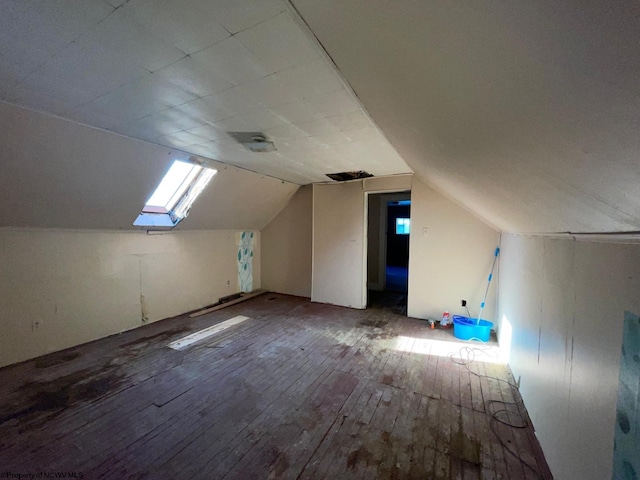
[134,159,217,229]
[146,161,200,209]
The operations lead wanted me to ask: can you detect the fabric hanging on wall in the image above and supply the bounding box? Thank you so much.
[237,231,254,293]
[613,311,640,480]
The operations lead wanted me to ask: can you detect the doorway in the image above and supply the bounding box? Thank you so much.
[366,191,411,315]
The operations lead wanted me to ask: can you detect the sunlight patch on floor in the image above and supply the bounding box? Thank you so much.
[392,335,505,364]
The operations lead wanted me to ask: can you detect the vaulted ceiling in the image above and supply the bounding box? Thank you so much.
[292,0,640,233]
[0,0,410,187]
[2,0,639,233]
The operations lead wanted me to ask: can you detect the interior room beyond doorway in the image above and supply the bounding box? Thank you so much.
[367,191,411,315]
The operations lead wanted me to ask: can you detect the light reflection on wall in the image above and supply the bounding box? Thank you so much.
[499,314,513,364]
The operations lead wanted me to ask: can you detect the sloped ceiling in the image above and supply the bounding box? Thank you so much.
[291,0,640,233]
[0,0,410,187]
[3,1,639,234]
[0,101,298,230]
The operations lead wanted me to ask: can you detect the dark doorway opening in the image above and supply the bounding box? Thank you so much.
[386,202,410,292]
[367,192,411,315]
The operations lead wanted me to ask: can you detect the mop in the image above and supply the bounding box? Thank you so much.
[476,247,500,325]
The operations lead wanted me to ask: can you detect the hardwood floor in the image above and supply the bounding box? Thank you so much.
[0,294,552,479]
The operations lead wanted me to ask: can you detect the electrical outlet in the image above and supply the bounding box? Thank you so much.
[226,279,230,286]
[32,319,42,331]
[461,299,467,307]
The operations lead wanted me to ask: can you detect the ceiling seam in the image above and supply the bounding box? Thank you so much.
[284,0,412,175]
[0,100,300,186]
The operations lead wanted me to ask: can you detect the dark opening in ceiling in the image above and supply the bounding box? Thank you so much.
[326,171,374,182]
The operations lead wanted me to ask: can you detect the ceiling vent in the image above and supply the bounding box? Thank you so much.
[228,132,276,153]
[326,171,374,182]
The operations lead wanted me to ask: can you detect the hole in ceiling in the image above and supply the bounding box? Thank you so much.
[326,171,374,182]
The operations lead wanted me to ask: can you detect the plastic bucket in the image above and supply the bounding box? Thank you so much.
[452,315,494,342]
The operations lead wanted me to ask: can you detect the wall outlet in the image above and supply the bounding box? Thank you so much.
[226,279,230,286]
[32,319,42,331]
[461,299,467,307]
[422,227,428,236]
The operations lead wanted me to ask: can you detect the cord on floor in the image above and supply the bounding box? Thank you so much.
[448,339,544,479]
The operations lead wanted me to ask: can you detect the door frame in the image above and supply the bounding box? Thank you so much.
[363,190,412,307]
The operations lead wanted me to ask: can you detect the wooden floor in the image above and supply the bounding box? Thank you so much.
[0,294,552,479]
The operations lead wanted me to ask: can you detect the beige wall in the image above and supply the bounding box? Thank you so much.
[498,234,640,480]
[311,174,498,318]
[312,175,413,308]
[261,186,312,298]
[407,179,500,321]
[0,227,259,368]
[312,180,368,308]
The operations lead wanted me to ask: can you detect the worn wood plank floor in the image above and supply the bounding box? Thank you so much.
[0,294,553,479]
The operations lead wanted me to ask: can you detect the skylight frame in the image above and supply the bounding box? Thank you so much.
[164,164,201,210]
[134,159,217,229]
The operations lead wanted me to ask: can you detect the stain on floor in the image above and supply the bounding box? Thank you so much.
[0,366,124,428]
[34,351,81,369]
[119,325,191,348]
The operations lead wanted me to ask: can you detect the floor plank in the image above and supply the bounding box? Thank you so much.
[0,294,553,479]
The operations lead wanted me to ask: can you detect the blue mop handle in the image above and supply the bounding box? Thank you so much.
[477,247,500,324]
[485,248,499,284]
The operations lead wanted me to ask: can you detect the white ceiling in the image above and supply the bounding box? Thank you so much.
[3,0,639,234]
[0,0,411,186]
[292,0,640,233]
[0,101,298,230]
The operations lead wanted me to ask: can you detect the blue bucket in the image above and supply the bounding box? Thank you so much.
[452,315,494,342]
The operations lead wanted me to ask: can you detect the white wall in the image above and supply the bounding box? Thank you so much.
[261,186,312,298]
[0,227,259,368]
[312,175,413,307]
[312,180,368,308]
[498,234,640,480]
[407,179,500,321]
[311,174,499,318]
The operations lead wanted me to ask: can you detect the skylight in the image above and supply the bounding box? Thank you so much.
[134,159,216,229]
[145,161,201,210]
